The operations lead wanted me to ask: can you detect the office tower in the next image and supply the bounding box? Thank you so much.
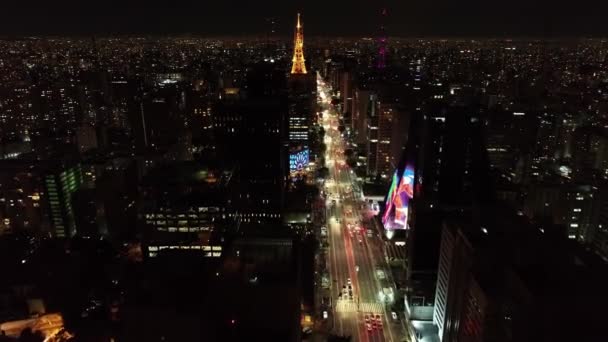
[72,188,105,237]
[484,109,539,181]
[75,124,98,153]
[212,61,288,220]
[288,76,316,175]
[395,98,492,326]
[290,13,307,75]
[287,77,315,177]
[412,100,491,206]
[44,162,83,237]
[94,157,138,240]
[141,82,187,150]
[374,98,393,179]
[140,162,234,259]
[571,126,608,182]
[340,70,354,122]
[367,94,405,180]
[524,183,596,241]
[366,94,380,178]
[352,87,371,145]
[433,220,475,341]
[433,208,608,342]
[588,182,608,260]
[390,108,411,174]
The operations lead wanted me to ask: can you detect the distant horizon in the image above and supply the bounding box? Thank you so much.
[1,34,607,41]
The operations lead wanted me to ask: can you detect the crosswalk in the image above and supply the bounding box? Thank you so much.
[336,300,384,313]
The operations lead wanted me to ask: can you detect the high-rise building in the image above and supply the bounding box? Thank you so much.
[395,98,492,331]
[212,62,289,217]
[340,70,354,120]
[524,183,596,241]
[44,162,83,237]
[140,162,235,259]
[412,100,490,206]
[433,220,476,340]
[352,88,371,145]
[484,109,539,181]
[287,76,316,176]
[571,126,608,182]
[367,94,407,180]
[72,188,105,237]
[433,208,608,342]
[75,124,98,153]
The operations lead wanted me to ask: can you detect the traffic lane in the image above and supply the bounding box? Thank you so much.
[338,236,366,340]
[322,86,372,342]
[343,172,390,341]
[360,231,398,342]
[329,205,357,338]
[355,236,391,342]
[327,219,343,334]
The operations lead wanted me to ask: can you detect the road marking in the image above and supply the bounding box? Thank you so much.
[336,301,384,313]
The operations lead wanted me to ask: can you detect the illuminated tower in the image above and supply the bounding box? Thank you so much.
[290,13,307,75]
[377,8,387,69]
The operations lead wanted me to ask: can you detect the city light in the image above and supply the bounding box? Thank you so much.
[289,149,310,172]
[0,12,601,342]
[383,165,414,230]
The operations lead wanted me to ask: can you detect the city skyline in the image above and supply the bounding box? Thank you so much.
[1,4,608,342]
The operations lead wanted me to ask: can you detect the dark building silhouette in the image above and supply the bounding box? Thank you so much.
[399,96,493,321]
[212,62,289,219]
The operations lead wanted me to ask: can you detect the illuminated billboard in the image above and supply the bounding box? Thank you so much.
[382,171,399,227]
[393,166,414,228]
[383,165,414,230]
[290,149,310,172]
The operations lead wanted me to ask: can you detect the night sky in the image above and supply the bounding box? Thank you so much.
[1,0,607,37]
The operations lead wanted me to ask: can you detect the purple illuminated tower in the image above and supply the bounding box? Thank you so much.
[377,7,388,69]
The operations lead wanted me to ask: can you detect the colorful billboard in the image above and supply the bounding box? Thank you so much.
[290,149,309,172]
[383,165,414,230]
[393,166,414,228]
[382,171,399,227]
